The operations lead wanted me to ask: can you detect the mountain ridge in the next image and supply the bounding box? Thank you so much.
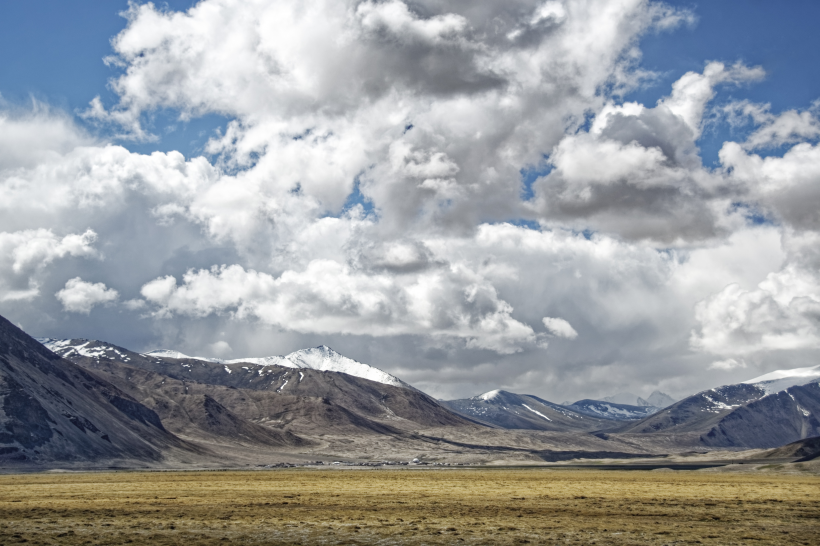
[441,390,618,432]
[41,338,477,442]
[41,339,410,390]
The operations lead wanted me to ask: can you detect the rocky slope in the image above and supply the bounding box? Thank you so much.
[441,390,614,431]
[42,339,477,443]
[617,379,820,449]
[0,315,194,466]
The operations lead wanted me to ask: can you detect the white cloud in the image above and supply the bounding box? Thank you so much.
[139,260,539,354]
[660,61,764,138]
[691,264,820,356]
[722,100,820,150]
[0,101,93,171]
[123,299,147,311]
[356,0,469,46]
[721,140,820,230]
[72,0,693,245]
[55,277,119,314]
[3,0,820,401]
[0,229,99,301]
[708,358,746,371]
[529,62,763,243]
[208,340,232,357]
[542,317,578,339]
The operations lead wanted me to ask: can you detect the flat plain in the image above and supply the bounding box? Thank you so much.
[0,468,817,545]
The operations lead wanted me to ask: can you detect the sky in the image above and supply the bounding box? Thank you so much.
[1,0,819,402]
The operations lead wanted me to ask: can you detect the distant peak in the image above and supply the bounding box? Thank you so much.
[478,389,503,401]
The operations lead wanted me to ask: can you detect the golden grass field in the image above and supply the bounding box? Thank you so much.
[0,468,817,545]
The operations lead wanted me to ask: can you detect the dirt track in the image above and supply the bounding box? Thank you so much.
[0,468,817,545]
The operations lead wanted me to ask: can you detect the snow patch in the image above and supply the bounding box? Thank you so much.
[743,364,820,395]
[143,349,201,360]
[521,404,551,421]
[479,390,501,401]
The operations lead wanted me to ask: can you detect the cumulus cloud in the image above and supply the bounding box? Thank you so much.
[542,317,578,339]
[3,0,820,400]
[528,62,763,242]
[0,229,99,301]
[138,260,539,354]
[72,0,694,244]
[721,140,820,230]
[691,264,820,355]
[0,102,94,170]
[55,277,119,314]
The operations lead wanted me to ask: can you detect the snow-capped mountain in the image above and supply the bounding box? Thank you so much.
[742,364,820,395]
[441,390,617,431]
[644,390,676,408]
[564,399,659,421]
[618,368,820,448]
[36,336,471,448]
[41,339,409,390]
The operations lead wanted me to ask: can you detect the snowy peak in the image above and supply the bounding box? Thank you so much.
[644,390,676,408]
[566,399,659,421]
[477,389,503,401]
[274,346,411,389]
[742,364,820,395]
[144,343,409,389]
[38,338,136,363]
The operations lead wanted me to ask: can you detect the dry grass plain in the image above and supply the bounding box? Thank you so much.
[0,468,817,545]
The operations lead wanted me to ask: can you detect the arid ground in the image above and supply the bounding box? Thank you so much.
[0,468,817,545]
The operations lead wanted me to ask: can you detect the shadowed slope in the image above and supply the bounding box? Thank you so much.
[616,381,820,449]
[0,314,196,465]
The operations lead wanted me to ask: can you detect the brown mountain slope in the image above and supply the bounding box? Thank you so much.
[0,314,197,466]
[46,340,480,444]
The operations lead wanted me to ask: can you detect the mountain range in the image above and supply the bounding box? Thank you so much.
[615,366,820,448]
[134,344,411,389]
[0,311,818,468]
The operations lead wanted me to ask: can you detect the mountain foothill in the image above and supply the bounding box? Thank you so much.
[0,312,818,469]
